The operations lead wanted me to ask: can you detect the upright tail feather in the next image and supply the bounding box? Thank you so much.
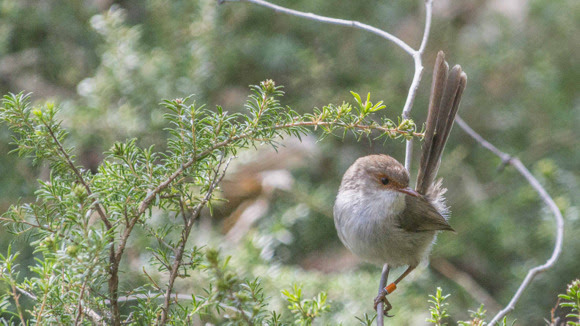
[416,51,467,195]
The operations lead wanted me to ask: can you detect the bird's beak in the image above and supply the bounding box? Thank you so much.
[397,187,420,197]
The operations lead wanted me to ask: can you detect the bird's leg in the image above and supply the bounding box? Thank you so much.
[373,265,417,316]
[392,264,417,286]
[374,296,393,317]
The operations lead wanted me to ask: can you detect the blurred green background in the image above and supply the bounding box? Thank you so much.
[0,0,578,324]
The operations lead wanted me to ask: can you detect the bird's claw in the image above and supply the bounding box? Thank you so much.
[373,289,394,317]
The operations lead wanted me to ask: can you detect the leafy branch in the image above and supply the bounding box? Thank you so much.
[281,284,330,326]
[558,279,580,325]
[0,80,418,324]
[427,287,450,326]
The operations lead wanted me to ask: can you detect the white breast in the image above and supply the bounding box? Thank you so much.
[334,189,436,267]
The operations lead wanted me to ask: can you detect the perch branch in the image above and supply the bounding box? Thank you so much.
[455,116,564,325]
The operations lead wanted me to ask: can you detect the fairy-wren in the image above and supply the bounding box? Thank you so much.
[333,51,467,314]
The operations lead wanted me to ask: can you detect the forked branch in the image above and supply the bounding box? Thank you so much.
[455,116,564,325]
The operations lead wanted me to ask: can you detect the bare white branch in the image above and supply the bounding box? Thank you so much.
[219,0,434,172]
[402,0,433,172]
[455,116,564,325]
[219,0,415,56]
[402,0,433,119]
[419,0,434,55]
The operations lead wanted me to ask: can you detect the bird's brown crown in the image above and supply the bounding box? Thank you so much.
[340,154,409,191]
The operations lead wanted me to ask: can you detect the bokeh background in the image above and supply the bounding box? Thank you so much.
[0,0,578,324]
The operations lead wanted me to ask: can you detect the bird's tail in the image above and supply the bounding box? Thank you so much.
[415,51,467,195]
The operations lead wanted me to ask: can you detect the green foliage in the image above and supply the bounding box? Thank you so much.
[0,94,71,174]
[0,245,23,323]
[1,0,579,324]
[350,91,387,115]
[129,248,288,325]
[76,4,216,141]
[458,304,486,326]
[424,288,519,326]
[354,312,376,326]
[280,284,330,326]
[559,279,580,325]
[427,287,451,325]
[0,293,13,318]
[202,248,274,324]
[0,81,412,324]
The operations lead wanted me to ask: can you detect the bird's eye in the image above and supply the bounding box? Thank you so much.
[381,177,389,185]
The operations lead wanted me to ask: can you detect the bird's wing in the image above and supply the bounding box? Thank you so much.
[398,194,455,232]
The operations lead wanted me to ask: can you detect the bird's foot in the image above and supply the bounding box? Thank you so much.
[373,288,394,317]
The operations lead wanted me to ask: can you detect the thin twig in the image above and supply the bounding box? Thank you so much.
[11,283,26,324]
[41,118,119,324]
[158,156,233,325]
[143,224,177,254]
[404,139,414,172]
[16,286,104,324]
[455,117,511,162]
[15,286,37,301]
[74,281,89,325]
[107,293,243,314]
[455,116,564,325]
[41,119,111,229]
[143,267,162,291]
[418,1,434,55]
[151,251,172,272]
[74,255,103,326]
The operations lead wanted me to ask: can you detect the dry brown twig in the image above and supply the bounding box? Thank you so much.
[218,1,564,326]
[158,155,233,325]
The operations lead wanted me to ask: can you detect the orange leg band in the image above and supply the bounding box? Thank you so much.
[385,283,397,294]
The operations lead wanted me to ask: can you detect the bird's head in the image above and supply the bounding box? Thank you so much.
[339,154,420,198]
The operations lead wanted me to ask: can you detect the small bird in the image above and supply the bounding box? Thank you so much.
[333,51,467,315]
